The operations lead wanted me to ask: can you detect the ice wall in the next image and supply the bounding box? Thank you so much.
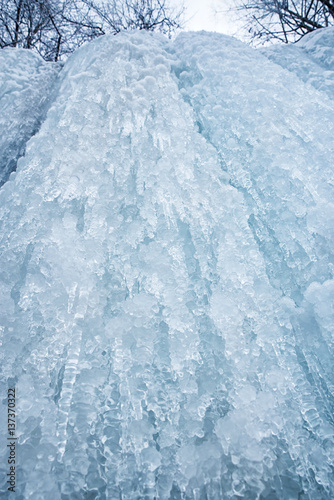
[0,29,333,499]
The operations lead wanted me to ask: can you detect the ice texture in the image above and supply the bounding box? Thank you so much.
[0,28,333,499]
[262,27,334,99]
[0,48,60,186]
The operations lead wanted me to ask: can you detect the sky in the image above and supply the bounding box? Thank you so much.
[181,0,238,36]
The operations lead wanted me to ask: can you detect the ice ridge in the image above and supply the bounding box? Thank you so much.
[0,48,60,187]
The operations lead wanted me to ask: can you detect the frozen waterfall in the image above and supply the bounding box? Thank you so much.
[0,28,334,499]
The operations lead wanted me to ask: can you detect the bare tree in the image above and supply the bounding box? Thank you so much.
[0,0,184,61]
[84,0,184,38]
[0,0,103,60]
[234,0,334,44]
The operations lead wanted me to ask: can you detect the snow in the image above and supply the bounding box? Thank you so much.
[0,28,334,499]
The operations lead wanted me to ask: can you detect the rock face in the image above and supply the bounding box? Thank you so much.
[0,28,333,499]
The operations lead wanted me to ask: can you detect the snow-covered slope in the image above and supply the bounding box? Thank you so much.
[0,29,333,499]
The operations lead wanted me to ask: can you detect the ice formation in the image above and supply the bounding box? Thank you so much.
[0,49,60,187]
[0,27,333,499]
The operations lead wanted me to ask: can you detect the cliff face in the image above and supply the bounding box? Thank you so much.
[0,28,334,499]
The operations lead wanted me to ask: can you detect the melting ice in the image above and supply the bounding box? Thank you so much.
[0,27,334,499]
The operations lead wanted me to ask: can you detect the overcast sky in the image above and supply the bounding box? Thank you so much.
[182,0,238,36]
